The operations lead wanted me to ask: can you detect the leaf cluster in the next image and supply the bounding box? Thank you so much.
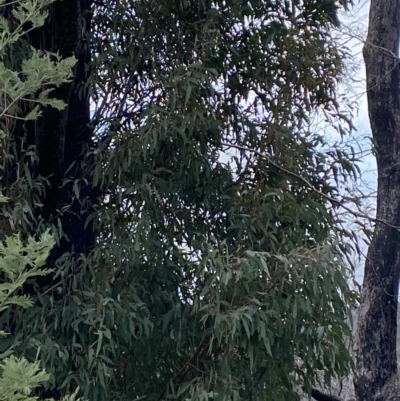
[0,227,84,401]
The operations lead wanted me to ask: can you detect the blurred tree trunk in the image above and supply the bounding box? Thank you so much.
[16,0,95,267]
[355,1,400,401]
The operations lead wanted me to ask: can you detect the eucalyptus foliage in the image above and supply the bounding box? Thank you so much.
[0,1,359,401]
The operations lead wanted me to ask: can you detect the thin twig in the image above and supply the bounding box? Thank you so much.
[157,339,207,401]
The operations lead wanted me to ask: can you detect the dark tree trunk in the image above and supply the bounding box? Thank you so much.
[0,2,96,398]
[30,0,96,266]
[355,1,400,401]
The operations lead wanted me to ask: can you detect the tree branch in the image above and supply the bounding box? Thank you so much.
[221,142,399,232]
[311,388,343,401]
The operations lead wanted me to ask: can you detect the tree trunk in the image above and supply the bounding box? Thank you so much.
[356,1,400,401]
[29,0,95,266]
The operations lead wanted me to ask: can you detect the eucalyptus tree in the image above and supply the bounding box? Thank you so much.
[0,1,360,401]
[354,1,400,401]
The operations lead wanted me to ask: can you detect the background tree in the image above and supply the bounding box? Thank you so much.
[354,1,400,401]
[0,1,361,401]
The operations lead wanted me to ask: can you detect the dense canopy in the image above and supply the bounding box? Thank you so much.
[0,1,359,401]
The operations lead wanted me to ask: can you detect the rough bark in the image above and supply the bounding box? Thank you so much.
[355,1,400,401]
